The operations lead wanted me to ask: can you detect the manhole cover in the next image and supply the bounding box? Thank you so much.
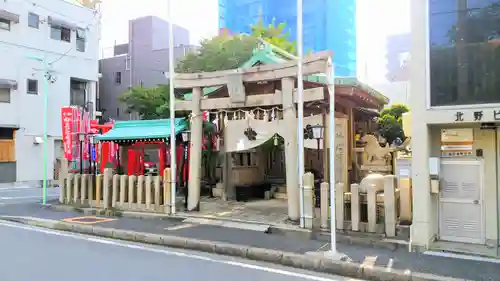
[62,216,116,224]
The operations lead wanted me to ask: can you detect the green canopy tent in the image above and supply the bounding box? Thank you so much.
[96,118,188,143]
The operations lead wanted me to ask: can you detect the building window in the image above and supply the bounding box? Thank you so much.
[0,88,10,103]
[50,25,71,42]
[0,127,14,140]
[125,56,130,70]
[116,108,120,117]
[76,28,86,52]
[0,18,10,31]
[28,13,39,29]
[27,79,38,95]
[115,72,122,84]
[429,0,500,106]
[70,79,87,107]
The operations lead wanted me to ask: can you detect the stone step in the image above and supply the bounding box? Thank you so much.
[277,186,287,193]
[182,217,271,232]
[274,192,287,199]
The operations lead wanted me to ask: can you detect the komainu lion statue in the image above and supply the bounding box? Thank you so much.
[361,134,394,165]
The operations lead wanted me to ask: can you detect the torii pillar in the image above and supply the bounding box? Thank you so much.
[187,87,203,211]
[282,77,300,221]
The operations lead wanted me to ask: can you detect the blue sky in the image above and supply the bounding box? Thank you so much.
[99,0,410,84]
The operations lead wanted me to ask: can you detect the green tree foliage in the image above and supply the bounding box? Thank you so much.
[447,2,500,44]
[176,34,258,73]
[376,104,409,144]
[118,84,170,120]
[119,18,295,123]
[250,18,296,54]
[176,19,296,73]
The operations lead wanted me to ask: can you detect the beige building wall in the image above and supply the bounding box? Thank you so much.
[410,0,499,255]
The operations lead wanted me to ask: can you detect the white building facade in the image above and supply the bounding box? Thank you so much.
[0,0,100,183]
[411,0,500,257]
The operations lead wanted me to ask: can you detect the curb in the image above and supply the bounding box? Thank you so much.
[48,204,406,251]
[1,216,468,281]
[48,204,185,221]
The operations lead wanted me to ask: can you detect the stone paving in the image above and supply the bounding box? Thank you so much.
[177,197,290,225]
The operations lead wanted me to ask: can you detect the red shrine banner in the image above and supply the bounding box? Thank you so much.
[108,119,117,162]
[61,107,74,160]
[81,110,90,160]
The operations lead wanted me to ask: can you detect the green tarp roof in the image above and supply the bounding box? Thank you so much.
[183,39,389,105]
[97,118,188,141]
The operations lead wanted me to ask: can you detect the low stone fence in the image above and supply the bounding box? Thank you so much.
[303,173,401,237]
[58,159,404,236]
[58,159,173,214]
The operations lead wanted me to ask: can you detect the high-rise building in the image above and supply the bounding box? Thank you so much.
[385,33,410,82]
[218,0,356,76]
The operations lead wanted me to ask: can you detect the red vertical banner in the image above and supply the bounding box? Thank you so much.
[61,107,74,160]
[82,111,90,160]
[75,108,82,163]
[108,120,116,164]
[201,111,209,150]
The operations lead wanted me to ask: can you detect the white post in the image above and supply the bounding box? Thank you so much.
[296,0,305,228]
[167,0,177,215]
[327,58,340,257]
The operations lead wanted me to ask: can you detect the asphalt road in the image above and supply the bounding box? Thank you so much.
[0,220,362,281]
[0,185,59,205]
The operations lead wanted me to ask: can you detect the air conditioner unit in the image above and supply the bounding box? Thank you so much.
[33,136,44,145]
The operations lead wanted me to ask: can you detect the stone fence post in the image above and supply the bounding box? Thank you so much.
[303,172,314,229]
[59,158,69,203]
[102,168,112,209]
[320,182,329,229]
[384,175,397,237]
[163,168,172,214]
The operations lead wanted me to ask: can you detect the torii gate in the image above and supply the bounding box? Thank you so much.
[174,51,333,220]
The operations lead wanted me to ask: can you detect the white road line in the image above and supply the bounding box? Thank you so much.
[0,195,59,200]
[0,221,351,281]
[165,223,195,231]
[0,186,34,191]
[423,250,500,264]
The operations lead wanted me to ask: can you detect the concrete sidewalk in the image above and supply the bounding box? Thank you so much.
[0,204,498,281]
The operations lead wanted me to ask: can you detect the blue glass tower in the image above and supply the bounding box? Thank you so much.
[218,0,357,76]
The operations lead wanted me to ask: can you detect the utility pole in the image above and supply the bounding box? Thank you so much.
[167,0,177,214]
[296,0,305,229]
[25,54,50,205]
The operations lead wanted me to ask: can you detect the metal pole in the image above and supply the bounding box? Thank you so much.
[183,142,188,208]
[42,58,49,205]
[317,139,320,160]
[80,139,84,174]
[25,54,49,204]
[88,139,92,174]
[296,0,305,228]
[168,0,177,214]
[327,58,337,254]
